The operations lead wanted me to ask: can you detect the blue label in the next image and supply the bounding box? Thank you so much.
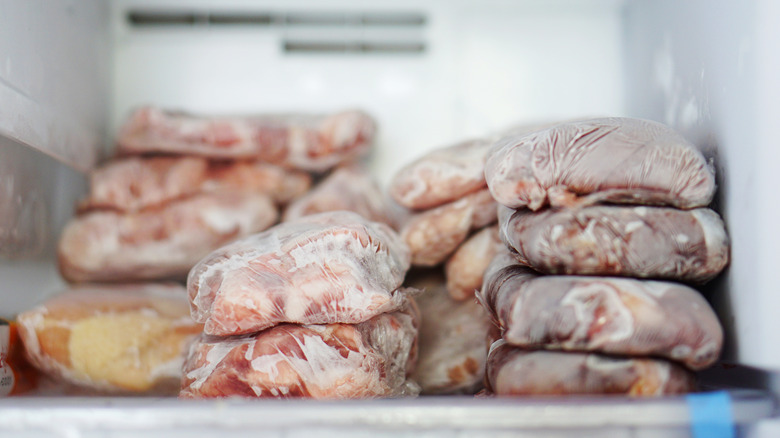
[687,391,735,438]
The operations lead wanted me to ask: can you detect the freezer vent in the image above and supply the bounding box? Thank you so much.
[126,10,427,54]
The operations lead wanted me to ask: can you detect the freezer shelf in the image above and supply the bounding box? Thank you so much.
[0,364,776,438]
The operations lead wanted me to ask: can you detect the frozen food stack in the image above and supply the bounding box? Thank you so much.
[180,211,420,399]
[58,107,376,283]
[479,117,729,396]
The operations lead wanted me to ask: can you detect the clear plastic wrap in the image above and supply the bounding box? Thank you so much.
[16,284,202,394]
[78,156,311,213]
[484,118,716,211]
[409,275,492,394]
[117,107,376,172]
[180,302,419,399]
[389,139,492,210]
[282,166,400,229]
[479,252,723,370]
[486,341,695,396]
[445,225,505,301]
[188,211,412,336]
[499,205,729,283]
[401,189,498,267]
[59,192,278,283]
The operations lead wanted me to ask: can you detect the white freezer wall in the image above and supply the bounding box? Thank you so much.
[623,0,780,372]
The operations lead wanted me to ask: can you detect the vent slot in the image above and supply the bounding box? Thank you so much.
[127,11,426,28]
[283,41,425,54]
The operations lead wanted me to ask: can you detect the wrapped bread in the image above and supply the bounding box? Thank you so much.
[283,166,399,228]
[79,156,311,213]
[188,211,412,336]
[411,279,492,394]
[117,107,376,172]
[180,303,419,399]
[445,225,505,301]
[390,139,492,210]
[16,284,202,394]
[499,205,729,283]
[401,189,498,267]
[485,117,715,211]
[479,252,723,370]
[486,341,695,396]
[59,192,278,283]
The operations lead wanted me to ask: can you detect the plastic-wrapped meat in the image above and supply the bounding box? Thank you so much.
[188,211,412,336]
[485,341,695,396]
[500,205,729,283]
[389,138,492,210]
[445,225,505,301]
[485,117,716,211]
[410,279,492,394]
[401,189,498,267]
[117,106,376,172]
[180,303,420,399]
[78,156,311,213]
[478,253,722,370]
[59,192,278,283]
[16,283,202,394]
[283,166,399,229]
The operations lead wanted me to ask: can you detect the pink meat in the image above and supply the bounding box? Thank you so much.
[486,341,695,396]
[400,189,498,267]
[59,192,278,283]
[445,225,505,301]
[117,107,376,172]
[188,211,412,336]
[478,252,723,370]
[180,303,420,399]
[485,117,716,211]
[499,205,729,283]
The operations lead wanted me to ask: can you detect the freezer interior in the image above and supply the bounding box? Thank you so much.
[1,0,779,436]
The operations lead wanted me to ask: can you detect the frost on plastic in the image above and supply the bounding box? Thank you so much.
[79,156,311,213]
[117,107,376,172]
[16,283,202,394]
[484,117,716,211]
[486,341,695,396]
[499,205,729,283]
[283,166,400,229]
[409,276,492,395]
[401,189,498,267]
[188,211,412,336]
[479,252,723,370]
[180,303,419,399]
[59,192,278,283]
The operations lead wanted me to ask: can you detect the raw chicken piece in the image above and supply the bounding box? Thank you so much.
[486,341,695,396]
[188,211,412,336]
[59,192,278,283]
[180,303,420,399]
[500,205,729,283]
[485,117,715,211]
[478,252,722,370]
[78,156,311,213]
[410,277,492,394]
[401,189,498,267]
[117,107,376,172]
[16,283,202,394]
[390,139,492,210]
[283,166,399,229]
[445,225,505,301]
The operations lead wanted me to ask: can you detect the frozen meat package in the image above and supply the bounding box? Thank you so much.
[180,301,419,399]
[485,117,716,211]
[117,107,376,172]
[59,191,278,283]
[445,225,505,301]
[16,284,202,394]
[479,252,723,370]
[188,211,413,336]
[498,204,729,283]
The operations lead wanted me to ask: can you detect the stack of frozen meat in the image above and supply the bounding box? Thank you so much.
[180,211,420,399]
[478,118,729,396]
[17,107,377,395]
